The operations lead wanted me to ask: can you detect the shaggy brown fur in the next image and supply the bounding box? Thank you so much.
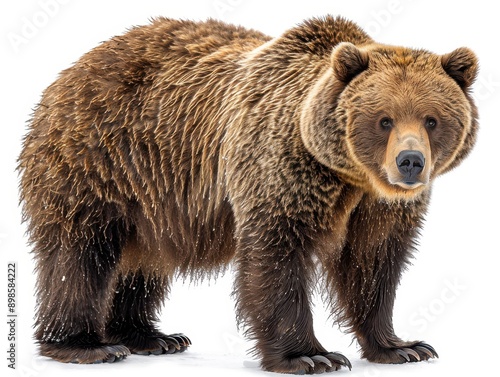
[18,16,478,374]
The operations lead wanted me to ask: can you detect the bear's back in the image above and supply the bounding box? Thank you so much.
[20,18,269,212]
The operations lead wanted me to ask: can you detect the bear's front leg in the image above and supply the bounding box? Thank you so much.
[325,198,438,364]
[352,249,439,365]
[234,217,351,374]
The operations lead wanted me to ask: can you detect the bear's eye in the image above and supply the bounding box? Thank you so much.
[426,117,437,129]
[379,117,393,130]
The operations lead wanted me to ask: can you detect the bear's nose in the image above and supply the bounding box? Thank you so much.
[396,150,425,184]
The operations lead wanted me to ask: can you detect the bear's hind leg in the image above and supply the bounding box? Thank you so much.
[34,217,131,363]
[105,271,191,355]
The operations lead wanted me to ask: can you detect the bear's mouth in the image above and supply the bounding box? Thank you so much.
[363,166,430,201]
[385,167,429,190]
[392,180,426,190]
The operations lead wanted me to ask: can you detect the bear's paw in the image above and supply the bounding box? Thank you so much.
[264,352,351,375]
[123,332,191,355]
[365,341,438,364]
[40,343,131,364]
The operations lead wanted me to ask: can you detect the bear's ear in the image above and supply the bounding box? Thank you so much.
[331,42,369,83]
[441,47,478,89]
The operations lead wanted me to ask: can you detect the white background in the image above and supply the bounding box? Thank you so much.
[1,0,499,376]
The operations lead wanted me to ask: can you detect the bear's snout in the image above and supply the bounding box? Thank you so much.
[396,150,425,185]
[380,121,433,195]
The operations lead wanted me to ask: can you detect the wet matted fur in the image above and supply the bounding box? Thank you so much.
[19,16,477,374]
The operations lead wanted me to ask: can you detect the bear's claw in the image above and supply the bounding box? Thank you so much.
[311,355,332,368]
[299,356,315,368]
[326,352,352,370]
[394,342,438,363]
[133,333,191,355]
[415,344,438,359]
[294,352,351,374]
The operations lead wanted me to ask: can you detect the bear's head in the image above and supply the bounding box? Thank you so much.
[300,42,478,201]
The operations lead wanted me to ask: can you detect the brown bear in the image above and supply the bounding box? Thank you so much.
[18,16,478,374]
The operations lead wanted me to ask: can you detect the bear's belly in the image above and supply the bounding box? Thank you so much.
[117,197,237,279]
